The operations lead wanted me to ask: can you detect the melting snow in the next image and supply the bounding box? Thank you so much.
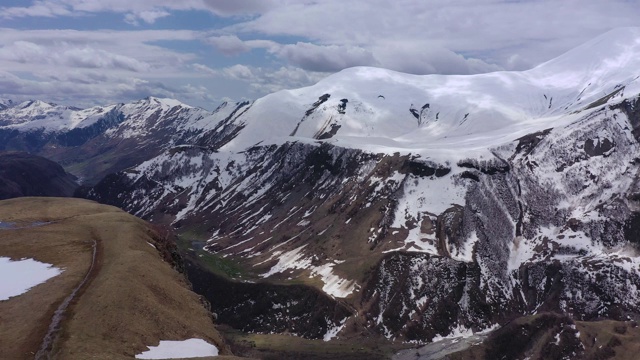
[135,338,219,359]
[432,323,499,342]
[323,318,348,341]
[261,246,357,298]
[0,257,62,301]
[450,231,478,262]
[311,263,357,298]
[260,245,311,278]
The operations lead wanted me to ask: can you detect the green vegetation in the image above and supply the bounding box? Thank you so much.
[195,250,245,279]
[176,231,248,280]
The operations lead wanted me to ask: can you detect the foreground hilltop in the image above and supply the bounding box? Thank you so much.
[0,197,244,360]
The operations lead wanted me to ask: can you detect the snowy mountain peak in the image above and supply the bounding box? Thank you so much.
[0,99,14,110]
[214,28,640,158]
[18,99,55,110]
[532,27,640,73]
[141,96,193,110]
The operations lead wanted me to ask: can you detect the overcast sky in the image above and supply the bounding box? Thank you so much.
[1,0,640,109]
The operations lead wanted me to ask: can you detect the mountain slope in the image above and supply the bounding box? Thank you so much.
[0,151,78,200]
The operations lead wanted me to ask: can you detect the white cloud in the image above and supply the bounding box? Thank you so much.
[371,40,502,75]
[275,42,377,72]
[223,64,254,80]
[0,1,73,18]
[124,10,171,25]
[0,28,217,108]
[230,0,640,71]
[202,0,275,16]
[6,44,148,72]
[207,35,252,56]
[222,64,326,94]
[5,1,640,75]
[0,29,198,73]
[192,63,218,76]
[0,0,274,21]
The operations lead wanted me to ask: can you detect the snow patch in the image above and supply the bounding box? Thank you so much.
[323,317,348,341]
[135,338,219,359]
[261,245,310,278]
[311,263,357,298]
[0,257,62,301]
[450,231,478,262]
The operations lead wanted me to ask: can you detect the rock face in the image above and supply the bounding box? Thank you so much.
[0,151,78,200]
[7,28,640,349]
[85,99,640,341]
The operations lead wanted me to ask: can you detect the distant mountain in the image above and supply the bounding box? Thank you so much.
[0,151,77,200]
[5,27,640,356]
[0,96,243,184]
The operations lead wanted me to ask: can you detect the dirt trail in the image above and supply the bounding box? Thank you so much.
[35,239,100,359]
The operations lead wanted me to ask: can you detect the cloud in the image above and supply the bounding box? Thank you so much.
[222,64,326,94]
[0,39,171,73]
[3,0,640,110]
[0,0,275,21]
[6,1,640,75]
[206,35,280,56]
[223,64,254,80]
[371,41,502,75]
[0,1,73,18]
[0,28,218,108]
[0,29,199,72]
[192,63,219,76]
[230,0,640,71]
[276,43,378,72]
[202,0,275,17]
[124,10,171,25]
[207,35,252,56]
[0,68,225,110]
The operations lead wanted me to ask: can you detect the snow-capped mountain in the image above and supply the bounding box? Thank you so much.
[6,27,640,352]
[205,27,640,157]
[0,96,233,184]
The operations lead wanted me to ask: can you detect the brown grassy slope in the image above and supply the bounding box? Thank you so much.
[0,197,246,360]
[0,199,94,359]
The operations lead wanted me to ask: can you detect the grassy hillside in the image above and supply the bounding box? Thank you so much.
[0,197,247,360]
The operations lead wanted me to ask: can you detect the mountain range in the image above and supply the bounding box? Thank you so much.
[3,27,640,359]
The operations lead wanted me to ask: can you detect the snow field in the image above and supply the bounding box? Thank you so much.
[135,338,219,359]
